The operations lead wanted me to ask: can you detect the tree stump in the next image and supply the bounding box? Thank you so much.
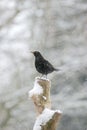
[29,77,62,130]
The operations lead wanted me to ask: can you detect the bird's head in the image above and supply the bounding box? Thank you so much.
[31,51,41,57]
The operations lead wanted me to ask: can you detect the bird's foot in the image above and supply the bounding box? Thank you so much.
[40,74,48,80]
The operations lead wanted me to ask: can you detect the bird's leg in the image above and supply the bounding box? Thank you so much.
[46,75,47,79]
[40,74,43,79]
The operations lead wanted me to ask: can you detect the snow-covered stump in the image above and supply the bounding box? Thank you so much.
[29,77,62,130]
[29,77,51,115]
[33,108,62,130]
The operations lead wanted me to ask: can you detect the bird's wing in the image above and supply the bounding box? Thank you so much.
[38,60,51,70]
[39,61,45,67]
[36,61,45,70]
[44,60,54,69]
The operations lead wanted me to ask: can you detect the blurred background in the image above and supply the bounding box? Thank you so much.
[0,0,87,130]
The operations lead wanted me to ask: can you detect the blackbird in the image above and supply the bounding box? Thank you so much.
[31,51,59,77]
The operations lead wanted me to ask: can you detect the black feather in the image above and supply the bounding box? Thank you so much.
[32,51,59,76]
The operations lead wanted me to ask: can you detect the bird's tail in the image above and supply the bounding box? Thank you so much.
[54,68,60,71]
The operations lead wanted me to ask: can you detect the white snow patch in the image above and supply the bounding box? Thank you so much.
[29,79,43,98]
[35,76,50,81]
[42,96,47,101]
[33,108,62,130]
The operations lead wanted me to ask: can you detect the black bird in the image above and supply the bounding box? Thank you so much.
[31,51,59,78]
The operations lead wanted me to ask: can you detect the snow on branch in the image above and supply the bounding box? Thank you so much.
[29,77,43,97]
[33,108,62,130]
